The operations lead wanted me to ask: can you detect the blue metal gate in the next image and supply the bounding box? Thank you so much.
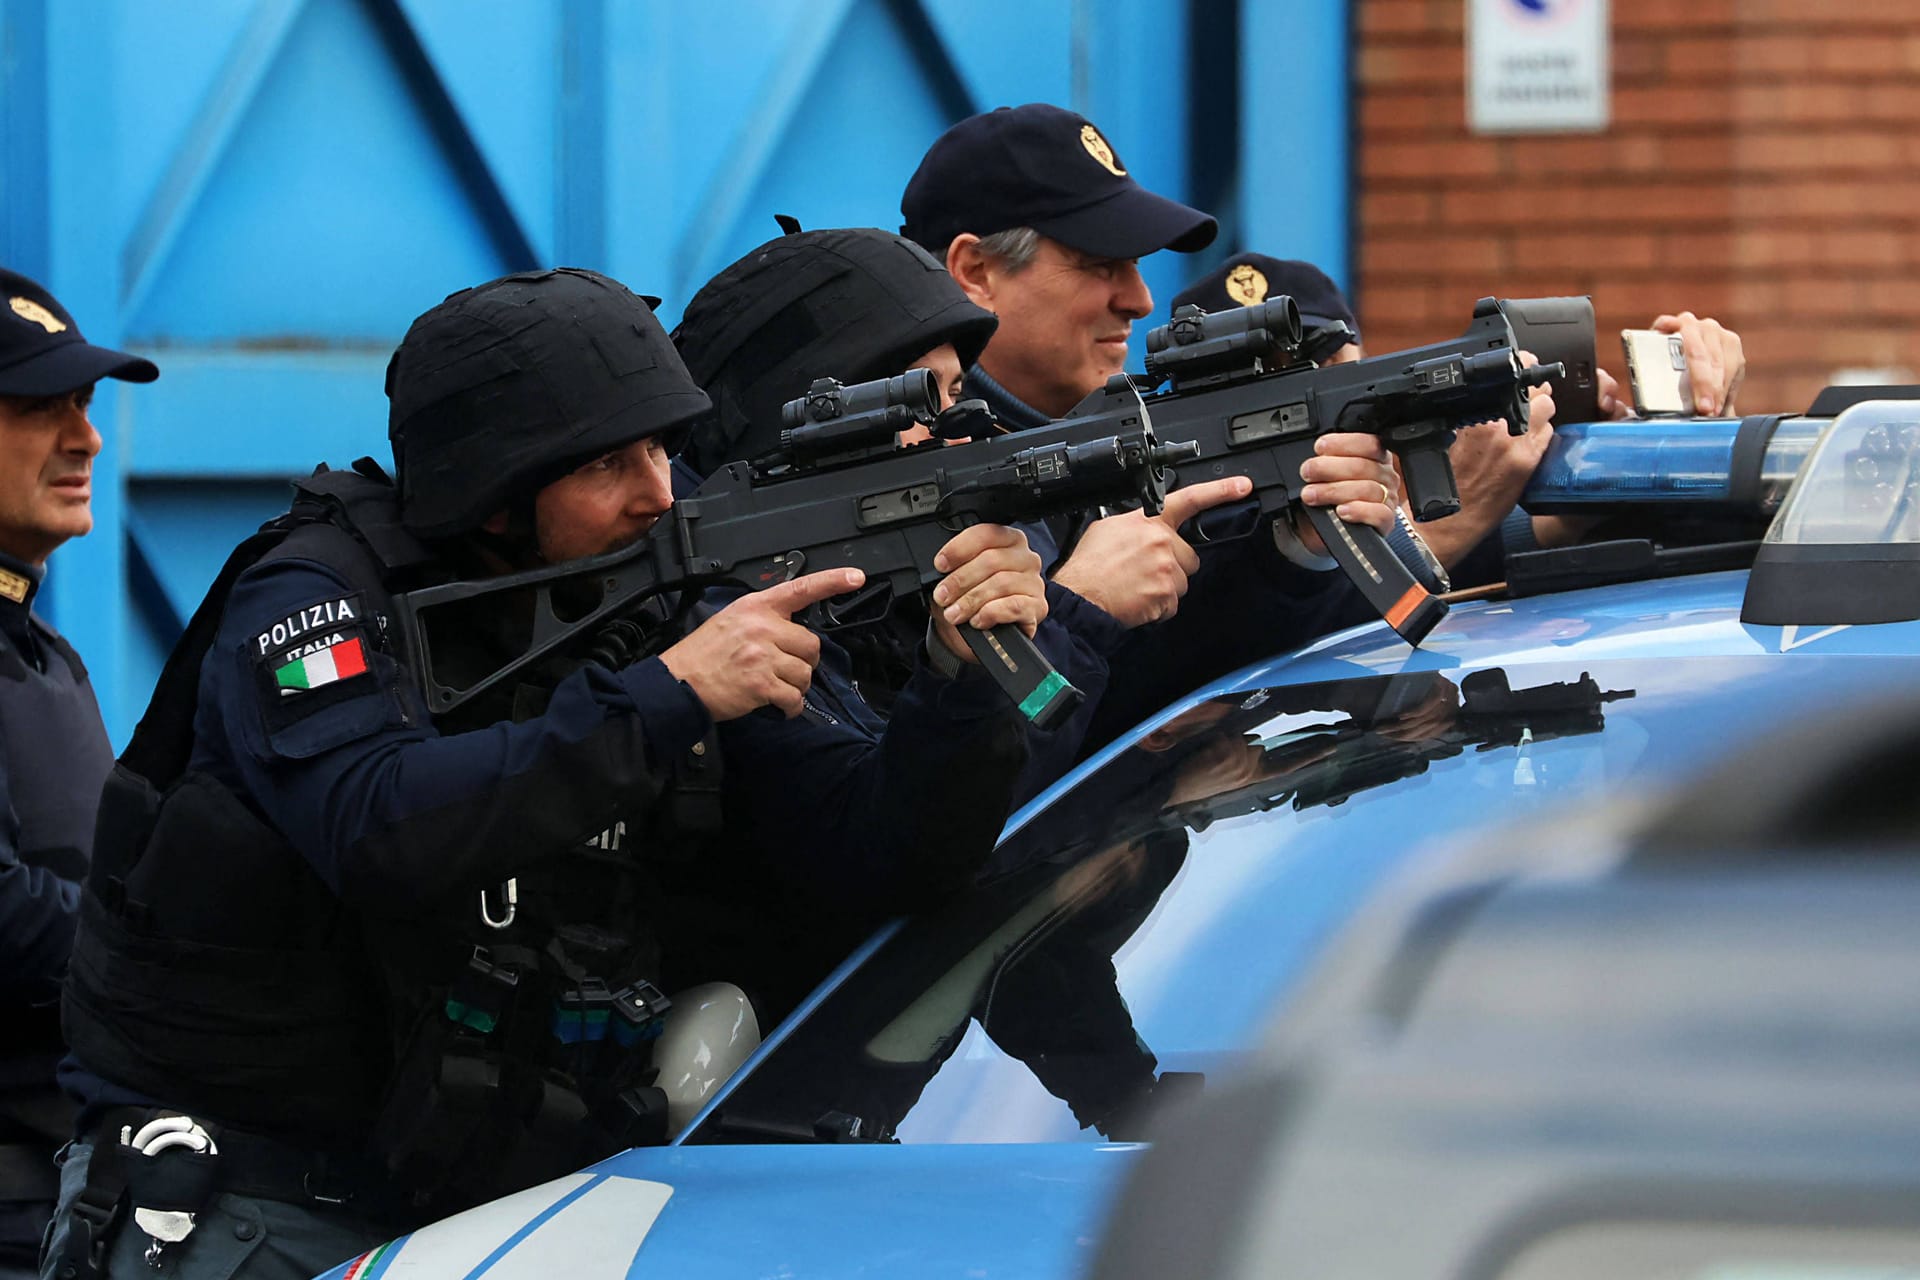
[1,0,1349,742]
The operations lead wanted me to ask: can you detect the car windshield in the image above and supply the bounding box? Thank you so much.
[684,653,1887,1147]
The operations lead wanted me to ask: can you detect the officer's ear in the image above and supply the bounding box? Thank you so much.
[945,234,999,314]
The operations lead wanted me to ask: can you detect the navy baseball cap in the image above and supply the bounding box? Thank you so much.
[0,268,158,395]
[901,104,1217,262]
[1171,254,1360,342]
[386,268,711,538]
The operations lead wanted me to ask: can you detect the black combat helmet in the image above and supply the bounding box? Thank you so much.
[385,268,711,539]
[671,227,998,477]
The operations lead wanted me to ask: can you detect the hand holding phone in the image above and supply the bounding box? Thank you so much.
[1621,328,1692,416]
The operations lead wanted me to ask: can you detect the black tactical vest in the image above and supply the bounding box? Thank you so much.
[62,462,678,1219]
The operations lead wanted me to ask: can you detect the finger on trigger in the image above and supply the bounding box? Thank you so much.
[1159,475,1252,526]
[765,567,865,616]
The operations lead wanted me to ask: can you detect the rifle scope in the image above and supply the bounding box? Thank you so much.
[1144,298,1304,385]
[775,369,941,469]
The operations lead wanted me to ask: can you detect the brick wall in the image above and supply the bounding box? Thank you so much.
[1354,0,1920,415]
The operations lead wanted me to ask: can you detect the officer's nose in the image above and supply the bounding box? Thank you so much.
[1112,262,1152,321]
[628,454,675,520]
[58,399,102,459]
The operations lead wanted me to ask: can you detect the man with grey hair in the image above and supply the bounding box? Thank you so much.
[900,104,1417,746]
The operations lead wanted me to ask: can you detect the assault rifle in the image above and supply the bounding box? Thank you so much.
[393,369,1197,730]
[1078,295,1563,644]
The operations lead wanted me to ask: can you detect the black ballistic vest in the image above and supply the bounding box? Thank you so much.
[62,464,676,1220]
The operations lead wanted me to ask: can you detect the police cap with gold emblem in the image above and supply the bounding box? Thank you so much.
[901,103,1216,262]
[0,267,158,395]
[385,268,711,539]
[1171,253,1360,344]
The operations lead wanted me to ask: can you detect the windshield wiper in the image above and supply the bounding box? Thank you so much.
[1505,538,1760,597]
[705,1108,893,1144]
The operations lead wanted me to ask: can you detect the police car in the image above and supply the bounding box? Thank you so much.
[317,396,1920,1279]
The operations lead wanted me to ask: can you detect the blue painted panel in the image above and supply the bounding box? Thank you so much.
[919,0,1073,112]
[129,0,523,342]
[711,0,968,287]
[111,1,262,253]
[124,350,391,478]
[1078,0,1198,367]
[40,0,130,723]
[130,481,298,622]
[1238,0,1350,289]
[1,0,51,275]
[397,0,562,262]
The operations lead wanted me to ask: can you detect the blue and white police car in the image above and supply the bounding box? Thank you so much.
[319,394,1920,1279]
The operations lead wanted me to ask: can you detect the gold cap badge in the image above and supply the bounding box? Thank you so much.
[9,297,66,334]
[1224,264,1268,307]
[1080,124,1126,177]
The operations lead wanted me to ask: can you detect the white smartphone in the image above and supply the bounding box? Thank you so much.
[1621,329,1692,416]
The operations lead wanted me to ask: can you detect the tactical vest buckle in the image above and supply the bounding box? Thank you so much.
[611,981,673,1045]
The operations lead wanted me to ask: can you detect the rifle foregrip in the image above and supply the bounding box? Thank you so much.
[960,624,1085,730]
[1300,503,1447,646]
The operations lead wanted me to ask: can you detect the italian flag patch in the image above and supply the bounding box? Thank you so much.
[274,636,367,693]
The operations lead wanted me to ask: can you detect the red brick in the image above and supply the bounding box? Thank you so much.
[1508,135,1664,176]
[1810,34,1917,74]
[1614,0,1737,31]
[1360,91,1457,137]
[1612,36,1667,81]
[1505,231,1661,274]
[1730,34,1815,76]
[1357,44,1463,89]
[1359,190,1438,228]
[1612,85,1738,127]
[1351,283,1443,330]
[1357,1,1432,37]
[1365,236,1505,279]
[1732,130,1908,172]
[1658,230,1735,269]
[1863,278,1920,318]
[1814,230,1912,270]
[1360,140,1502,182]
[1744,0,1920,25]
[1664,35,1741,78]
[1659,131,1739,174]
[1730,178,1920,221]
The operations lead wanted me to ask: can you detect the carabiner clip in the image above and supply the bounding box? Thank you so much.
[480,879,518,929]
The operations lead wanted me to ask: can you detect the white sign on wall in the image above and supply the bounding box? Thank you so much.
[1468,0,1611,133]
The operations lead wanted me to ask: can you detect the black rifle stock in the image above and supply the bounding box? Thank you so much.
[393,370,1196,731]
[1084,295,1561,644]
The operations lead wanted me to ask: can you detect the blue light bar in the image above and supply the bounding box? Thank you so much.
[1523,417,1824,513]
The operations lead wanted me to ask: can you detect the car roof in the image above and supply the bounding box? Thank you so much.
[684,568,1920,1147]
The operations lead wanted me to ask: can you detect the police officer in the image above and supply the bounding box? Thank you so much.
[44,269,1037,1280]
[670,225,1127,801]
[1170,254,1364,365]
[897,105,1413,749]
[0,268,156,1280]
